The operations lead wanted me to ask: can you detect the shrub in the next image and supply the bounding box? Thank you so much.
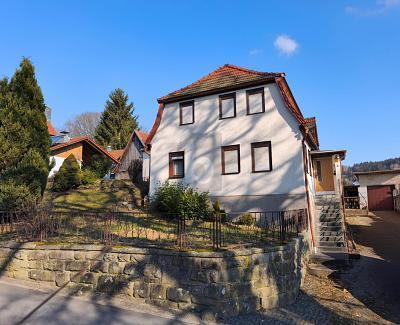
[212,200,227,222]
[238,213,256,226]
[85,154,112,178]
[53,154,82,192]
[151,181,211,219]
[0,181,37,210]
[81,168,98,185]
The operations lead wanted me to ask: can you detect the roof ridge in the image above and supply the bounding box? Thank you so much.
[223,64,283,76]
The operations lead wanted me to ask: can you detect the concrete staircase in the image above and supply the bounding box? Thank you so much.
[315,194,348,258]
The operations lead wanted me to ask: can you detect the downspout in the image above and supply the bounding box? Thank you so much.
[302,138,316,249]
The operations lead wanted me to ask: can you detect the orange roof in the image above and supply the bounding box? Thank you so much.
[304,117,320,147]
[50,136,119,164]
[109,149,124,161]
[158,64,282,103]
[136,131,149,144]
[47,121,57,136]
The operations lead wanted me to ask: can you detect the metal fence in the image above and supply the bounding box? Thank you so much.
[344,197,360,209]
[0,208,307,250]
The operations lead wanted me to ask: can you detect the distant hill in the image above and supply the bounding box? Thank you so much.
[343,157,400,184]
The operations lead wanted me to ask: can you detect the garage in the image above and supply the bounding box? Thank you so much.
[367,185,395,211]
[354,169,400,211]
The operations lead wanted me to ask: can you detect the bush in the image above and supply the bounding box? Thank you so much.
[212,200,227,222]
[151,181,211,219]
[81,168,98,185]
[53,154,82,192]
[238,213,256,226]
[85,154,112,178]
[0,181,37,210]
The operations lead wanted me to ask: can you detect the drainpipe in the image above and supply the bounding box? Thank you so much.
[302,139,316,249]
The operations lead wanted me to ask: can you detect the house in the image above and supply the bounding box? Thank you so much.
[49,133,119,177]
[113,130,150,181]
[354,169,400,211]
[147,64,348,256]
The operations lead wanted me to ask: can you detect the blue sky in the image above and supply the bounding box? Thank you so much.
[0,1,399,165]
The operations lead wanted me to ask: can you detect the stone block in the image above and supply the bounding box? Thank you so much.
[80,272,98,285]
[118,254,131,262]
[29,270,54,282]
[74,251,86,260]
[65,260,90,271]
[13,269,29,280]
[123,262,142,278]
[43,260,64,271]
[261,294,279,310]
[121,281,134,296]
[55,272,70,287]
[49,251,74,260]
[208,270,219,283]
[103,253,118,262]
[167,287,191,303]
[97,275,128,294]
[150,284,166,300]
[68,283,94,296]
[27,251,46,261]
[134,281,150,298]
[108,262,124,274]
[27,260,43,269]
[146,299,178,309]
[204,284,229,300]
[239,296,260,314]
[143,264,162,281]
[90,261,109,273]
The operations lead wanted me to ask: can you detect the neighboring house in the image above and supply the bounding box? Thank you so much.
[354,169,400,211]
[49,134,119,177]
[113,130,150,181]
[147,64,348,256]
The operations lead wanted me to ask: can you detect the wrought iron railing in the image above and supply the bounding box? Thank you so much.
[0,208,307,250]
[344,197,360,209]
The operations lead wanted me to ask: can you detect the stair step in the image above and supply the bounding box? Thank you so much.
[310,252,348,263]
[307,263,341,279]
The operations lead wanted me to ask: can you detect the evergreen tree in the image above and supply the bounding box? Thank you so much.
[53,154,82,192]
[95,88,138,150]
[0,58,50,209]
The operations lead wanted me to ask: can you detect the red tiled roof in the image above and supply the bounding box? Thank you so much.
[109,149,124,161]
[47,121,57,136]
[158,64,283,103]
[304,117,319,148]
[50,136,119,164]
[136,131,149,144]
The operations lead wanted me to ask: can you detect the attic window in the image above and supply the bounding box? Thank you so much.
[219,93,236,119]
[179,101,194,125]
[251,141,272,173]
[246,88,265,115]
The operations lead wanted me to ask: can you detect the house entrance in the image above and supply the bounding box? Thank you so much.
[314,157,335,193]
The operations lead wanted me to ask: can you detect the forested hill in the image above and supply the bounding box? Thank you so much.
[343,157,400,183]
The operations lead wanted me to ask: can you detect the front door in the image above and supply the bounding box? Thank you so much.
[367,185,395,211]
[314,157,335,193]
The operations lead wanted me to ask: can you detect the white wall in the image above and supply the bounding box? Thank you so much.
[142,152,150,181]
[358,172,400,208]
[149,83,306,206]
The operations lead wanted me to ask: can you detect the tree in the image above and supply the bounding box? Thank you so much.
[64,112,102,137]
[0,58,51,210]
[95,88,138,150]
[53,154,82,192]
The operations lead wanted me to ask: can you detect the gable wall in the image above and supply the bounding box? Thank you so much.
[150,83,307,211]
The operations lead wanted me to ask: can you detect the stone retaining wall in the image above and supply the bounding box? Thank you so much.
[0,234,310,319]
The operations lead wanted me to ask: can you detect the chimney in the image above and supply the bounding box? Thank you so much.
[106,145,112,152]
[59,130,70,143]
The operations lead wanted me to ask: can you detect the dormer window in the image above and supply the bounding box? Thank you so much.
[219,93,236,119]
[246,88,265,115]
[179,101,194,125]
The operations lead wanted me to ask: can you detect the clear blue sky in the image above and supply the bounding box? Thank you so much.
[1,1,399,165]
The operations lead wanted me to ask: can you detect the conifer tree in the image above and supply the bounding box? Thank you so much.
[0,58,50,209]
[53,154,82,192]
[95,88,138,150]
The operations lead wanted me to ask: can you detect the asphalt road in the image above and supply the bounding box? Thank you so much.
[0,280,192,325]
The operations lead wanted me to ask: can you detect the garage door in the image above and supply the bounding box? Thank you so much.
[367,185,395,211]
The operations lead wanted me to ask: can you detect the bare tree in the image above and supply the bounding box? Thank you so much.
[64,112,102,138]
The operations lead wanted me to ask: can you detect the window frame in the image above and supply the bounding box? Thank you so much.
[218,92,236,120]
[251,141,273,173]
[169,151,185,179]
[316,160,322,182]
[246,87,265,115]
[221,145,241,175]
[179,101,195,125]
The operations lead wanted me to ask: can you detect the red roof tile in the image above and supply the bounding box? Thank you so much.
[158,64,283,103]
[109,149,124,161]
[136,131,149,144]
[47,121,57,136]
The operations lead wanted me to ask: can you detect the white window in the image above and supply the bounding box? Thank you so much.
[221,145,240,174]
[219,93,236,119]
[169,152,184,178]
[246,88,265,115]
[179,101,194,125]
[251,142,272,172]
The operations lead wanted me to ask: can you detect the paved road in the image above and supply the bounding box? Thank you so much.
[0,280,194,325]
[344,211,400,323]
